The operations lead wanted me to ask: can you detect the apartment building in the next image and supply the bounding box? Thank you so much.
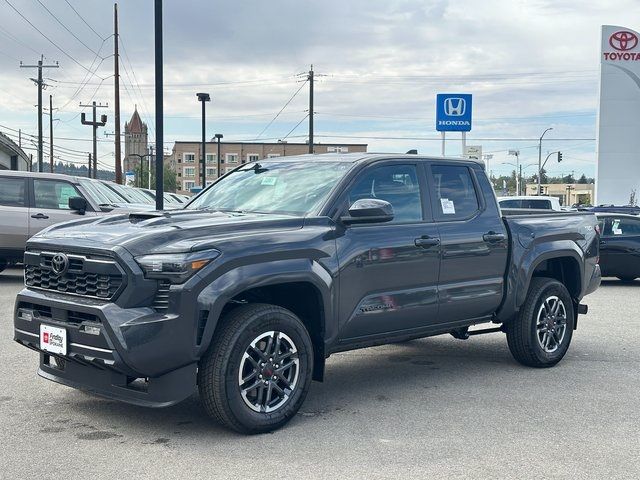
[168,141,367,193]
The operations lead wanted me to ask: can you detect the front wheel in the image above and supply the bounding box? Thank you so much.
[506,277,574,368]
[198,303,314,434]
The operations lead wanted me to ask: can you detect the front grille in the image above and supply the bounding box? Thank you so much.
[24,251,125,301]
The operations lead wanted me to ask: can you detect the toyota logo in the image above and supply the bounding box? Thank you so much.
[51,253,69,276]
[609,31,638,51]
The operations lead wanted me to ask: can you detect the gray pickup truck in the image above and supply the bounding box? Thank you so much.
[13,153,601,433]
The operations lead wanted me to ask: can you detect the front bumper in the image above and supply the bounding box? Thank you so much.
[13,287,197,407]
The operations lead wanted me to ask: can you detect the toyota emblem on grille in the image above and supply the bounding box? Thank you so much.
[51,253,69,276]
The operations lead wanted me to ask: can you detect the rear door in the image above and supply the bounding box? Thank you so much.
[0,175,29,254]
[427,162,509,324]
[28,178,90,237]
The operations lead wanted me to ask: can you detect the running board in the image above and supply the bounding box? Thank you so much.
[450,326,504,340]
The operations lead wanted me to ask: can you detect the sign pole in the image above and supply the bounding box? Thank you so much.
[461,132,466,155]
[441,132,446,156]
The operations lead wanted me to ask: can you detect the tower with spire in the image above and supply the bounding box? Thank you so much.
[123,106,149,175]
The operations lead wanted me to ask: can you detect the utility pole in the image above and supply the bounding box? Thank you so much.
[43,95,58,172]
[308,65,314,154]
[20,55,59,172]
[154,0,164,210]
[88,153,92,178]
[114,3,123,184]
[80,101,108,178]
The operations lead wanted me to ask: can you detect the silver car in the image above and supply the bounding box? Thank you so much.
[0,171,142,272]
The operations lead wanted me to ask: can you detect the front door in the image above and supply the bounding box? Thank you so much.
[427,162,509,324]
[28,179,88,237]
[335,162,440,344]
[0,176,29,256]
[599,216,640,279]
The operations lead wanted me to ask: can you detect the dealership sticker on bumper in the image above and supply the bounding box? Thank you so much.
[40,324,67,355]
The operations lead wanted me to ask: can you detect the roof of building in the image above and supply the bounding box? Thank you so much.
[173,141,368,146]
[0,131,30,164]
[125,107,146,134]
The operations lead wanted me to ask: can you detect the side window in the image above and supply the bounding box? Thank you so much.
[499,199,521,209]
[33,180,81,210]
[431,165,479,219]
[346,164,423,223]
[0,177,26,207]
[610,217,640,236]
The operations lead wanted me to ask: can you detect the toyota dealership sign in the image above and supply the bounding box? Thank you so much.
[596,25,640,205]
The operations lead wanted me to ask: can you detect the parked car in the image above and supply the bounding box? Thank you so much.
[0,171,132,272]
[596,213,640,281]
[140,188,186,206]
[99,181,155,207]
[498,195,562,211]
[13,154,600,433]
[586,205,640,215]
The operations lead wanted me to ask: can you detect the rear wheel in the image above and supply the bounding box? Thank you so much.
[198,303,314,434]
[506,277,574,368]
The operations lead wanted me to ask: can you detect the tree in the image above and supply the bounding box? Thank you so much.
[149,164,177,193]
[577,174,588,184]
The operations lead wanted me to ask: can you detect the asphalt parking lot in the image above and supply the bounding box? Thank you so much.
[1,267,638,480]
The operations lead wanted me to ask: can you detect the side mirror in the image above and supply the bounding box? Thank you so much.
[68,196,87,215]
[341,198,394,225]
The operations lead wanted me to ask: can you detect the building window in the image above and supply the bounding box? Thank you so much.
[246,154,259,164]
[183,181,196,190]
[267,153,281,158]
[327,146,349,153]
[184,167,195,177]
[206,167,216,177]
[184,153,196,163]
[226,153,238,164]
[206,154,216,164]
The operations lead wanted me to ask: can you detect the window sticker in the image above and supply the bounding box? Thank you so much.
[612,219,622,235]
[440,198,456,214]
[260,176,277,186]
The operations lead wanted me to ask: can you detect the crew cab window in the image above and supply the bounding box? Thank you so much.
[347,164,422,223]
[603,217,640,236]
[0,177,26,207]
[431,165,479,219]
[499,199,521,209]
[522,199,551,209]
[33,179,81,210]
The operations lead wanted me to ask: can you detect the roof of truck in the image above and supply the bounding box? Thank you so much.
[260,152,484,164]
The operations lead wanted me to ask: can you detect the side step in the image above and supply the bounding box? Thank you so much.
[450,326,504,340]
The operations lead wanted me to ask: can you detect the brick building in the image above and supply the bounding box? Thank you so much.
[168,141,367,193]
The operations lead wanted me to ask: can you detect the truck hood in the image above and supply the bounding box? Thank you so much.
[29,209,305,257]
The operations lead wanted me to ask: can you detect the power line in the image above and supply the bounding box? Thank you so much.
[255,80,308,139]
[35,0,103,57]
[4,0,103,77]
[64,0,107,41]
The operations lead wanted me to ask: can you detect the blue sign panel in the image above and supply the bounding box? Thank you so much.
[436,93,472,132]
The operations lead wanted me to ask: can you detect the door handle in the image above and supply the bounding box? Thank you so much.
[599,240,606,246]
[414,235,440,248]
[30,213,49,220]
[483,231,506,243]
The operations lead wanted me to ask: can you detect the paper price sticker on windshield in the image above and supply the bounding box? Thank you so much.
[440,198,456,214]
[261,177,277,186]
[440,198,456,215]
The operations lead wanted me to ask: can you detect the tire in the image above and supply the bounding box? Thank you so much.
[617,276,637,282]
[506,277,574,368]
[197,303,314,434]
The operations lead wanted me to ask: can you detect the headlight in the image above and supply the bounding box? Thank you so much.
[135,249,220,284]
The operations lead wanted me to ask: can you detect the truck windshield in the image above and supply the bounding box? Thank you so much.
[187,161,354,215]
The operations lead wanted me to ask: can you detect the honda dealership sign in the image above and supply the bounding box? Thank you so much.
[596,25,640,205]
[436,94,472,132]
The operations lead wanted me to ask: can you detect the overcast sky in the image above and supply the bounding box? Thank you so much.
[1,0,638,178]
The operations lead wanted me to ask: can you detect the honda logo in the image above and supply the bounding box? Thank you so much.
[609,30,638,51]
[444,97,466,116]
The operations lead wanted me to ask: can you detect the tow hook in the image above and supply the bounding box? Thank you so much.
[577,304,588,315]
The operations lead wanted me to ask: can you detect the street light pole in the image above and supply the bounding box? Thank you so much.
[537,127,553,196]
[215,133,223,178]
[196,93,210,188]
[508,150,520,195]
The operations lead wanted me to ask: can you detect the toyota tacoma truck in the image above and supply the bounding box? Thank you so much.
[13,153,601,433]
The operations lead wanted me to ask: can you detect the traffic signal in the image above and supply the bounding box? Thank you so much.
[558,152,563,163]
